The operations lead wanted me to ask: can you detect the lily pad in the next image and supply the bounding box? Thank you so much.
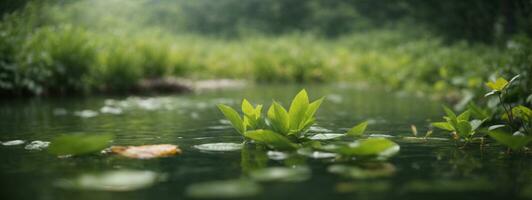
[249,167,311,182]
[193,143,243,152]
[111,144,181,159]
[56,170,159,191]
[309,133,345,140]
[48,134,114,156]
[185,179,261,198]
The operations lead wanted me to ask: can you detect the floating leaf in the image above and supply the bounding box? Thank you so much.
[244,130,297,150]
[346,121,368,137]
[185,179,261,198]
[48,134,114,156]
[488,128,532,150]
[249,167,310,182]
[309,133,345,140]
[111,144,181,159]
[2,140,25,146]
[297,148,337,159]
[217,104,245,134]
[194,143,242,152]
[55,170,159,191]
[486,77,509,91]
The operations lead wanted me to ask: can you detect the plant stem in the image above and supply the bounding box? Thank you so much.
[498,93,515,129]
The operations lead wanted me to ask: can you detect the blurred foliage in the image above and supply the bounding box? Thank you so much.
[0,0,531,97]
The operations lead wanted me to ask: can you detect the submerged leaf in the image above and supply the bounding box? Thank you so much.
[346,121,368,137]
[334,138,400,158]
[48,134,114,156]
[328,163,395,179]
[217,104,245,134]
[194,143,243,152]
[249,167,310,182]
[56,170,159,191]
[111,144,181,159]
[186,179,261,198]
[244,130,298,150]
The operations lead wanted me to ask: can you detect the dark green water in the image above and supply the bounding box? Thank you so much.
[1,85,531,200]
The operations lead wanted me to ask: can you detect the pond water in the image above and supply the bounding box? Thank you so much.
[1,85,531,200]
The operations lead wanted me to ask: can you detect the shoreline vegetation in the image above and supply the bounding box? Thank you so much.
[1,1,530,101]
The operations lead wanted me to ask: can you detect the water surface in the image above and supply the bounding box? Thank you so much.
[1,85,530,200]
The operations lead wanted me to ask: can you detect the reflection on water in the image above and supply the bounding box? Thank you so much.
[0,84,530,200]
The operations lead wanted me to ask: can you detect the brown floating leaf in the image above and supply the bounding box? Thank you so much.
[111,144,181,159]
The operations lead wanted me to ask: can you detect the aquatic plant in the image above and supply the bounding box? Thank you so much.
[484,75,532,151]
[218,89,400,158]
[431,106,484,142]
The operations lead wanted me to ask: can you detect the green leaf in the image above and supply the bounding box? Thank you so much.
[288,89,309,132]
[346,121,368,137]
[334,138,400,157]
[456,120,473,137]
[443,106,457,120]
[244,130,298,150]
[470,119,484,131]
[218,104,245,134]
[299,97,324,130]
[48,134,114,156]
[468,102,490,120]
[486,77,508,91]
[267,102,290,134]
[431,122,454,131]
[241,99,263,130]
[457,110,471,121]
[512,105,532,123]
[242,99,255,117]
[489,129,532,150]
